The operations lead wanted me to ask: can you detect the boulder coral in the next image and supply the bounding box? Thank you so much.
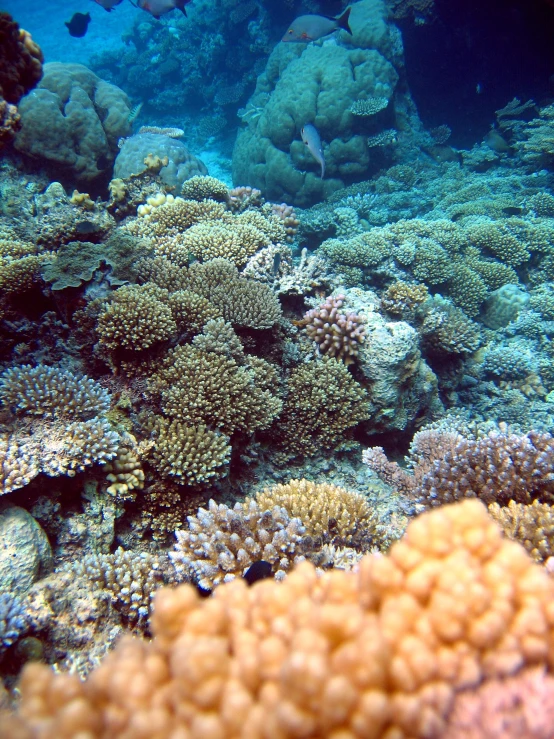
[4,499,554,738]
[233,0,402,205]
[14,62,131,181]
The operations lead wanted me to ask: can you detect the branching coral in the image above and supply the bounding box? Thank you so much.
[0,364,119,494]
[150,345,281,436]
[72,548,166,628]
[96,283,177,352]
[254,479,378,546]
[488,499,554,564]
[6,499,554,738]
[170,498,309,589]
[363,428,554,507]
[298,294,366,366]
[0,364,110,419]
[275,358,370,458]
[150,418,231,487]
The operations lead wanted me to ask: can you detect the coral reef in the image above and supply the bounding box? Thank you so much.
[170,498,310,589]
[363,427,554,507]
[6,500,554,738]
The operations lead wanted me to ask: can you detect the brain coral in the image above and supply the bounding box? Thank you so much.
[14,62,131,181]
[233,0,400,205]
[6,499,554,738]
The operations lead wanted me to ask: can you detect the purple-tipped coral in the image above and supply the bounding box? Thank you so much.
[299,294,365,365]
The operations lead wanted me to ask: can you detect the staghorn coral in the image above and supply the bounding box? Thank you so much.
[254,478,378,546]
[149,417,231,486]
[297,294,366,365]
[170,498,309,589]
[276,357,370,458]
[488,499,554,564]
[363,428,554,508]
[136,256,189,292]
[0,364,110,420]
[150,345,281,436]
[468,221,530,267]
[96,282,176,352]
[6,499,554,738]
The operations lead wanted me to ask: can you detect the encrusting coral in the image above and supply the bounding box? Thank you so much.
[4,499,554,738]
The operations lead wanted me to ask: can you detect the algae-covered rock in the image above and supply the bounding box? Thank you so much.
[0,505,52,596]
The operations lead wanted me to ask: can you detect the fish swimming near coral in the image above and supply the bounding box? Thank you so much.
[65,12,91,37]
[134,0,191,19]
[301,123,325,179]
[282,8,352,43]
[91,0,124,11]
[243,560,273,586]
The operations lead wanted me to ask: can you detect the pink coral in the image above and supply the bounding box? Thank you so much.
[363,428,554,507]
[298,294,366,365]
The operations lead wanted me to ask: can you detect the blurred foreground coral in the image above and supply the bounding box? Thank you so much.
[3,498,554,738]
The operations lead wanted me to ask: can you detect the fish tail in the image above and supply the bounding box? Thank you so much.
[337,7,352,34]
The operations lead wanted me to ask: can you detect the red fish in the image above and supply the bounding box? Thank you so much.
[282,8,352,43]
[301,124,325,179]
[136,0,191,19]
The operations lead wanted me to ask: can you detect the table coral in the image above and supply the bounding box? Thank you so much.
[5,499,554,738]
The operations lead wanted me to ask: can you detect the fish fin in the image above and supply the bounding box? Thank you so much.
[179,6,187,15]
[336,6,352,34]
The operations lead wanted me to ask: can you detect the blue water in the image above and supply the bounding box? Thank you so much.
[1,0,136,65]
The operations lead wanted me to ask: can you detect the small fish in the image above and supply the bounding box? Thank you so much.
[282,8,352,43]
[65,12,91,38]
[136,0,190,19]
[243,560,273,586]
[301,123,325,179]
[91,0,124,11]
[272,251,281,276]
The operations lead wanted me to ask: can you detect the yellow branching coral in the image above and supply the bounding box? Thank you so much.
[150,345,282,435]
[488,499,554,564]
[255,478,377,543]
[96,283,177,351]
[6,499,554,738]
[181,175,229,202]
[168,289,222,335]
[276,357,370,458]
[150,417,231,486]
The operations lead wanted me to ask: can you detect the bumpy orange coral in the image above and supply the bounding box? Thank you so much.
[4,499,554,738]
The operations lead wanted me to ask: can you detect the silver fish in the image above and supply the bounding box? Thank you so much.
[301,124,325,179]
[282,8,352,43]
[91,0,124,12]
[136,0,191,19]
